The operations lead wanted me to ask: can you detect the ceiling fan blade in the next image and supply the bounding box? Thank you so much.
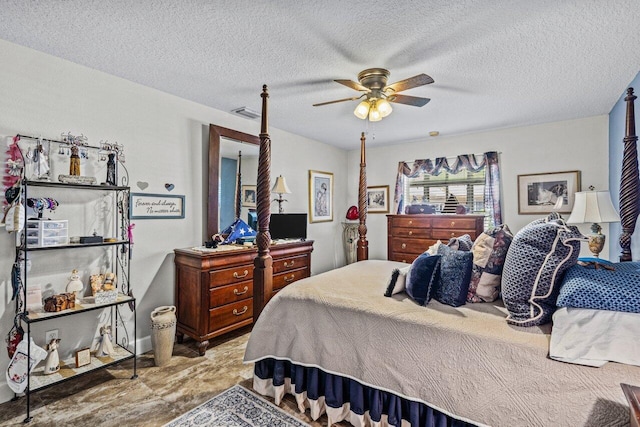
[387,94,431,107]
[313,95,364,107]
[384,74,434,93]
[335,79,369,92]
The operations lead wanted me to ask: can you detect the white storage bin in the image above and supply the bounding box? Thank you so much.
[26,220,69,247]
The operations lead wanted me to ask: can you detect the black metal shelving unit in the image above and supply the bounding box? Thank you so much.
[15,175,136,423]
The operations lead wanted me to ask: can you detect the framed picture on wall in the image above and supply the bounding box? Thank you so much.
[308,170,333,223]
[517,170,581,214]
[241,185,257,208]
[367,185,390,214]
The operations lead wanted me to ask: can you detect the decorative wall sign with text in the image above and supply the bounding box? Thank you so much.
[130,193,185,219]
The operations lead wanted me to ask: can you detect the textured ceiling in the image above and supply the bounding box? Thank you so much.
[1,0,639,150]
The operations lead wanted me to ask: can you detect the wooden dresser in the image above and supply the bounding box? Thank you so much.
[174,240,313,355]
[387,214,484,263]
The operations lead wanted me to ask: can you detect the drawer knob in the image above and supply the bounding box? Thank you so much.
[409,220,413,225]
[233,286,249,296]
[451,221,455,226]
[284,274,295,282]
[402,259,406,263]
[233,306,248,316]
[401,243,407,249]
[408,230,413,236]
[451,232,455,237]
[284,260,295,268]
[233,270,249,279]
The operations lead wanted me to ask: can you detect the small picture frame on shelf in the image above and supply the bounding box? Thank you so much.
[75,348,91,368]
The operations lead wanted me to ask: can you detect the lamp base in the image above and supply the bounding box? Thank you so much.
[587,232,605,258]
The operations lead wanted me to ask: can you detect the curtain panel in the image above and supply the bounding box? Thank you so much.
[393,151,502,226]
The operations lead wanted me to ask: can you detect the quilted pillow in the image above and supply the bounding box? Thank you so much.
[502,214,584,326]
[435,245,474,307]
[447,234,473,251]
[467,225,514,303]
[557,261,640,313]
[405,253,441,305]
[384,266,411,297]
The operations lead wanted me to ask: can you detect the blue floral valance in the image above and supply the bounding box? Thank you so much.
[393,151,502,226]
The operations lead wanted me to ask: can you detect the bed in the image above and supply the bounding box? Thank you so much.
[245,85,640,426]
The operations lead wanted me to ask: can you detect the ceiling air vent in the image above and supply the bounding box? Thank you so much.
[231,106,260,119]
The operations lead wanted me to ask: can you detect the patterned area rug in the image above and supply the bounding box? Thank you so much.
[164,385,310,427]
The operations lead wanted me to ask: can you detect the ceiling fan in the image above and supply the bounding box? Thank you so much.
[313,68,434,121]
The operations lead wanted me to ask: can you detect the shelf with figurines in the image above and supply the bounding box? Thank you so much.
[3,131,136,423]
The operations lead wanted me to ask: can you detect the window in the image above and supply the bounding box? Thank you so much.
[404,169,490,226]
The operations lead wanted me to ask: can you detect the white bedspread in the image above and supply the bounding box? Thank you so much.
[244,260,637,427]
[550,307,640,367]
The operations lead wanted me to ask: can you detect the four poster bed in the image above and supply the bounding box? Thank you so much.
[245,85,640,426]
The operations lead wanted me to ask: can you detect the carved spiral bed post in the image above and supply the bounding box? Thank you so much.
[619,87,639,261]
[253,85,273,322]
[357,132,368,261]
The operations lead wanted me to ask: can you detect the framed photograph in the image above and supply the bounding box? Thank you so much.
[75,348,91,368]
[308,170,333,223]
[517,170,581,214]
[367,185,390,214]
[241,185,257,208]
[130,193,185,219]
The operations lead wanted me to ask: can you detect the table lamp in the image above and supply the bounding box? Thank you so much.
[271,175,292,213]
[567,189,620,258]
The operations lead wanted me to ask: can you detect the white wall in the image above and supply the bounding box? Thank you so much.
[0,39,347,403]
[348,115,611,261]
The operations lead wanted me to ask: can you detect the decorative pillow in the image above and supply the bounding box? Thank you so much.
[425,240,443,255]
[405,254,441,306]
[557,261,640,313]
[434,245,474,307]
[467,225,513,303]
[447,234,473,252]
[384,266,410,297]
[502,214,584,326]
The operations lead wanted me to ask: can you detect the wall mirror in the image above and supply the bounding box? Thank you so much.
[208,125,260,238]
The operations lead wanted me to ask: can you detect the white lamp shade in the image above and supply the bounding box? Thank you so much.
[567,190,620,224]
[271,175,292,194]
[354,100,370,120]
[368,105,382,122]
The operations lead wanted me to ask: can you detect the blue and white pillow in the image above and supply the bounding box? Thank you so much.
[502,214,584,326]
[557,261,640,313]
[405,253,441,306]
[435,245,474,307]
[384,266,411,297]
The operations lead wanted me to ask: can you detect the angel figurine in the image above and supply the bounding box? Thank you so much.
[95,325,114,357]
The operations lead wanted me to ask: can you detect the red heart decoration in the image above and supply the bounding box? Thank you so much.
[346,205,359,220]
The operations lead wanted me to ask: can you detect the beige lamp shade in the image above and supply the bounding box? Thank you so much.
[272,175,292,194]
[567,191,620,224]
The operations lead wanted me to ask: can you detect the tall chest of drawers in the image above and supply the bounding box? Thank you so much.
[387,214,484,263]
[174,240,313,355]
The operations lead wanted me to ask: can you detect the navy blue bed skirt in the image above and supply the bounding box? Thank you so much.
[254,358,476,427]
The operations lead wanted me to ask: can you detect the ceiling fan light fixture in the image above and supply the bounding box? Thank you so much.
[368,104,382,122]
[377,99,393,117]
[354,100,370,120]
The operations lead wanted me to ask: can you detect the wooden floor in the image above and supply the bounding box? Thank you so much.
[0,327,339,426]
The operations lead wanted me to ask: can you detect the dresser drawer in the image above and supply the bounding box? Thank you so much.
[208,264,253,288]
[209,281,253,307]
[273,254,309,273]
[390,216,431,229]
[209,299,253,331]
[432,229,480,240]
[273,268,306,291]
[388,253,418,264]
[431,216,480,230]
[390,237,432,255]
[391,227,431,238]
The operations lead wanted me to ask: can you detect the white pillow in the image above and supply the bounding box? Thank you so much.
[384,266,410,296]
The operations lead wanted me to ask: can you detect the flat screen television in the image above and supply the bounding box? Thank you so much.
[269,213,307,240]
